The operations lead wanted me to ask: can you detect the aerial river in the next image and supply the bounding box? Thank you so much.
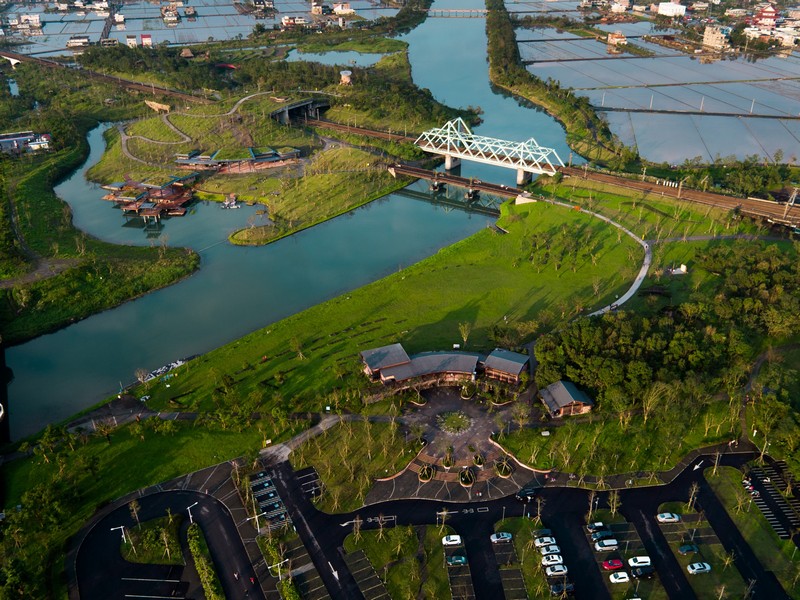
[5,0,572,440]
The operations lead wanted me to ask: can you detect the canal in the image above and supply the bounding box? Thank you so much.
[6,0,572,440]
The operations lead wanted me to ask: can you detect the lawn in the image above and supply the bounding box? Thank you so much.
[706,466,800,598]
[344,525,451,599]
[128,116,187,143]
[122,515,184,565]
[137,199,638,419]
[501,398,737,478]
[289,420,414,512]
[228,147,407,245]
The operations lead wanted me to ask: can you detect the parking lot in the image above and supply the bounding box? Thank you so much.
[249,471,293,531]
[343,550,391,600]
[443,544,476,599]
[294,568,332,600]
[491,538,527,599]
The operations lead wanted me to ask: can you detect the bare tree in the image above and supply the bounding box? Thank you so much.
[135,368,149,384]
[608,490,621,516]
[129,499,141,528]
[458,322,472,347]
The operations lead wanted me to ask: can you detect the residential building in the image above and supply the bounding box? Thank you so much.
[539,380,594,418]
[703,24,729,49]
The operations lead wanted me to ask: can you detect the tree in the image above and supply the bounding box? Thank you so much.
[686,482,700,512]
[135,368,149,384]
[129,500,141,528]
[458,322,472,347]
[608,490,621,516]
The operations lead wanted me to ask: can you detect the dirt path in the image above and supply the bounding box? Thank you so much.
[0,258,80,289]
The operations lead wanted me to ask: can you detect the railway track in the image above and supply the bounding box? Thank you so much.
[303,118,416,143]
[560,166,800,227]
[0,50,211,104]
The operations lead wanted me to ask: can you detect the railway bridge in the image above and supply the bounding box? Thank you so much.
[414,117,564,185]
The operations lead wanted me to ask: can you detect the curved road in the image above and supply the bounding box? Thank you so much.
[76,490,264,600]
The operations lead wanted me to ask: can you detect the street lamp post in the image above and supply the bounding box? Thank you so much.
[110,525,127,543]
[187,501,199,525]
[247,512,267,532]
[268,558,289,580]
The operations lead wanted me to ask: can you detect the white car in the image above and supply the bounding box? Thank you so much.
[539,544,561,555]
[610,572,630,584]
[594,539,619,552]
[534,536,557,548]
[490,532,513,544]
[441,535,462,546]
[545,564,568,577]
[628,556,651,567]
[656,512,681,523]
[541,554,564,567]
[687,562,712,575]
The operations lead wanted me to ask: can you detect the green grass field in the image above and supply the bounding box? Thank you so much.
[137,199,638,417]
[290,420,413,512]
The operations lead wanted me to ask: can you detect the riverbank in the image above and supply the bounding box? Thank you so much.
[0,125,200,346]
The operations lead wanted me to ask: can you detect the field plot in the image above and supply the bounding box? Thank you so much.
[8,0,399,56]
[524,31,800,161]
[506,0,584,18]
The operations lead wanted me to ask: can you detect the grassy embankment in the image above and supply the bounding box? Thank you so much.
[344,526,452,598]
[705,467,800,598]
[122,515,184,565]
[0,140,199,345]
[485,0,621,165]
[132,198,638,416]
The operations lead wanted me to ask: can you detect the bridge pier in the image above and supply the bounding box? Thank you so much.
[444,155,461,170]
[277,108,289,125]
[516,169,532,186]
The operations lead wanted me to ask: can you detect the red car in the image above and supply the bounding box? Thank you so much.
[603,559,624,571]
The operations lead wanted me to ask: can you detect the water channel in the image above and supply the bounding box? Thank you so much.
[6,0,573,440]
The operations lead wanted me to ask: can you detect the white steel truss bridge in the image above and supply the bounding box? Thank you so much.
[414,117,563,184]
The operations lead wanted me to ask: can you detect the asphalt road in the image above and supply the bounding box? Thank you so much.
[76,490,264,600]
[75,451,791,600]
[272,451,793,600]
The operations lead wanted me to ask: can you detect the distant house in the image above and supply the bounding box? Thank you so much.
[483,348,529,384]
[702,24,729,49]
[655,1,686,16]
[141,33,152,47]
[0,131,51,154]
[539,381,594,418]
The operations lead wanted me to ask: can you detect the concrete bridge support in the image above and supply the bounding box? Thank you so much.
[516,169,532,186]
[277,108,290,125]
[444,155,461,170]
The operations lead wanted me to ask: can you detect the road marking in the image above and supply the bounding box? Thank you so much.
[477,507,489,513]
[125,594,186,600]
[329,561,339,581]
[121,578,181,583]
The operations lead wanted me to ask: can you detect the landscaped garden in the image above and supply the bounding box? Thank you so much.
[343,525,451,599]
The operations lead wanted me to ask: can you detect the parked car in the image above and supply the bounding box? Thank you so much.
[442,535,462,546]
[545,564,568,578]
[539,544,561,556]
[656,512,681,523]
[687,562,712,574]
[542,554,564,567]
[594,539,619,552]
[549,582,575,596]
[490,532,513,544]
[609,572,630,584]
[602,559,624,571]
[533,528,553,538]
[586,522,605,533]
[516,484,543,502]
[628,556,651,568]
[534,536,557,548]
[446,555,468,566]
[631,566,655,580]
[591,530,615,542]
[678,543,699,555]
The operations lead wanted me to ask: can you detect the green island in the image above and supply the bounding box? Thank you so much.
[1,1,800,599]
